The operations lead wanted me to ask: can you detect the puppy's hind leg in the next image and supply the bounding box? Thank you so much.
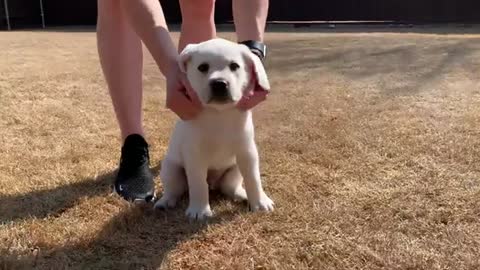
[220,165,247,202]
[154,159,187,209]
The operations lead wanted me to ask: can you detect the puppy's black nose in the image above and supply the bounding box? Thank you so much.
[209,79,230,101]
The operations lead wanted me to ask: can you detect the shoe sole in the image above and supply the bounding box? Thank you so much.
[113,185,156,204]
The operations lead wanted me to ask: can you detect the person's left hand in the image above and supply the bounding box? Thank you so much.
[236,79,270,111]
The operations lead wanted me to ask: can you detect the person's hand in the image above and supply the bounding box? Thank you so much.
[236,77,269,111]
[165,64,203,120]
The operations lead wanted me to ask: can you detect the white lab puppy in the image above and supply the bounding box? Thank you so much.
[154,38,274,220]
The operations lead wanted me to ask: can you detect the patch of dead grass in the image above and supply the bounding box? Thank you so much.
[1,26,480,269]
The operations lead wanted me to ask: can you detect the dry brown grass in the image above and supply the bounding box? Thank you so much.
[1,26,480,270]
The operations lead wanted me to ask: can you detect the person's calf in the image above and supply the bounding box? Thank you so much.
[233,0,269,42]
[178,0,216,51]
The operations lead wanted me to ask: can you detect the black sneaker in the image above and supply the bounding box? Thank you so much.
[114,134,155,203]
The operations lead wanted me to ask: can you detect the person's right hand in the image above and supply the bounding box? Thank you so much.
[165,64,203,120]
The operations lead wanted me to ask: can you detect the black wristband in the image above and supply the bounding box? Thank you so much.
[238,40,267,61]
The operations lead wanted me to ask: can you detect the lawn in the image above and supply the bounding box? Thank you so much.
[1,25,480,269]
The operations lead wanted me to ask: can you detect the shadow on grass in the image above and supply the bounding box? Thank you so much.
[266,37,480,96]
[1,163,240,269]
[0,165,161,223]
[3,204,238,269]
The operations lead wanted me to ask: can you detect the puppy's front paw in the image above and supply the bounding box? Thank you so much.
[185,204,213,220]
[249,193,274,212]
[154,195,178,209]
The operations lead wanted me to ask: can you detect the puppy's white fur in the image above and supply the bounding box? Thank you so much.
[154,38,274,219]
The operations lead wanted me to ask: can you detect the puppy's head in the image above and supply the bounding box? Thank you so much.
[179,38,270,111]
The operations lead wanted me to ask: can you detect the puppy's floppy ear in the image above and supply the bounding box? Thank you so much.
[178,43,198,73]
[240,45,270,91]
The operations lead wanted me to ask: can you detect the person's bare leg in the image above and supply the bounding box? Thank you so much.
[233,0,270,111]
[233,0,269,42]
[178,0,217,52]
[97,0,155,203]
[97,0,144,141]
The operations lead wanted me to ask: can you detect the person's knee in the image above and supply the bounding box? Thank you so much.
[97,0,126,31]
[98,0,122,17]
[180,0,216,23]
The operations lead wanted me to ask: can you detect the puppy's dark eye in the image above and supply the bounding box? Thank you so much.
[198,63,209,73]
[229,62,240,71]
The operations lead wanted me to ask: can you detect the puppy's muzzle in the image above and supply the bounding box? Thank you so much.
[209,79,232,103]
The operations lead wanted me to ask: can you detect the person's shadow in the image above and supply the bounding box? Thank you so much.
[0,165,130,224]
[1,163,239,269]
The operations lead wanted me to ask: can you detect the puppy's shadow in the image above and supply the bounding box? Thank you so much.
[0,165,160,224]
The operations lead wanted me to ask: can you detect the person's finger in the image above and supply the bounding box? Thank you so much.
[182,79,203,110]
[178,112,193,121]
[176,75,202,111]
[237,91,268,111]
[254,90,269,97]
[238,99,256,110]
[247,91,268,104]
[173,91,202,120]
[180,89,202,115]
[180,105,199,120]
[172,105,193,120]
[236,96,250,110]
